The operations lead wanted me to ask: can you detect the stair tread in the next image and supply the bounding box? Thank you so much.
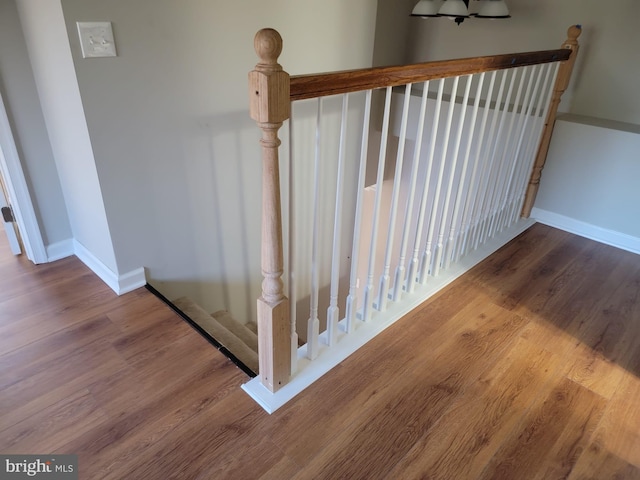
[211,310,258,352]
[246,321,258,334]
[173,297,258,373]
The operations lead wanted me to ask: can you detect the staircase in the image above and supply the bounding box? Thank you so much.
[172,297,259,374]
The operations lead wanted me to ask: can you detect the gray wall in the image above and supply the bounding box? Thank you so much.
[381,0,640,125]
[56,0,378,318]
[372,0,416,67]
[16,0,118,272]
[0,0,70,246]
[535,116,640,244]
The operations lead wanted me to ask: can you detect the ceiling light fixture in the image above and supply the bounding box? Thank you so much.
[411,0,510,26]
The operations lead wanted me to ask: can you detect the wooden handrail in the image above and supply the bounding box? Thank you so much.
[290,49,571,101]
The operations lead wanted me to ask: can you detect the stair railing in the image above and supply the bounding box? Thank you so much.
[248,26,581,401]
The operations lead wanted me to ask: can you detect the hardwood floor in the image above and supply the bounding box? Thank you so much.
[1,223,639,479]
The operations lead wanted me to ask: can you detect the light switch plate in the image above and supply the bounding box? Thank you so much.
[77,22,117,58]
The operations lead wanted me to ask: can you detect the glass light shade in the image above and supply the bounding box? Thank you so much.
[475,0,511,18]
[438,0,470,18]
[467,0,481,16]
[411,0,444,17]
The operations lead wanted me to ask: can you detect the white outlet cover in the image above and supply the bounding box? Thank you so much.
[77,22,117,58]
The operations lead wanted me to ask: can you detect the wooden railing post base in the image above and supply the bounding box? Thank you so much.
[257,296,290,392]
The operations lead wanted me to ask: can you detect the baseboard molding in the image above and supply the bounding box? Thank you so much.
[73,239,146,295]
[532,208,640,255]
[46,239,74,262]
[117,266,147,295]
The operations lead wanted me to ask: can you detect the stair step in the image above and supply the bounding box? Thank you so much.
[212,310,258,352]
[173,297,258,373]
[246,321,258,335]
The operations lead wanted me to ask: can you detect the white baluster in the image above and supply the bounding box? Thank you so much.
[506,63,556,225]
[327,94,350,346]
[307,98,322,359]
[489,66,527,236]
[444,72,484,270]
[502,63,552,230]
[514,62,560,222]
[513,62,560,221]
[498,66,538,234]
[496,65,544,231]
[433,74,472,276]
[377,84,412,311]
[393,81,429,302]
[458,71,497,260]
[469,69,508,252]
[478,68,517,245]
[288,114,298,374]
[407,79,445,293]
[363,86,393,322]
[345,90,372,332]
[420,76,460,283]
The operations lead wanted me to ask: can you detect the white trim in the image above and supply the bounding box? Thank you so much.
[532,208,640,256]
[243,218,536,413]
[73,239,146,295]
[1,218,21,255]
[74,239,118,291]
[117,267,147,295]
[46,238,74,262]
[0,90,47,263]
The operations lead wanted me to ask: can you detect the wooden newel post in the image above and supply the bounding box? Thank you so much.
[249,28,291,392]
[522,25,582,218]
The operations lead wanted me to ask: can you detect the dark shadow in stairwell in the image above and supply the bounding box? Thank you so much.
[146,110,262,325]
[145,283,257,378]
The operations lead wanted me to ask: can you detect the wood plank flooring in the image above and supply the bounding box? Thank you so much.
[1,223,639,479]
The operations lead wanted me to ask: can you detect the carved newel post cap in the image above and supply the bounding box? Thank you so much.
[254,28,283,66]
[249,28,289,123]
[567,25,582,42]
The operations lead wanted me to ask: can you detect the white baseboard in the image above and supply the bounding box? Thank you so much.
[117,266,147,295]
[73,239,146,295]
[531,208,640,255]
[46,239,74,262]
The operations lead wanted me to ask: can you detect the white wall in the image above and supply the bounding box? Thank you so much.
[56,0,378,319]
[533,116,640,254]
[16,0,118,272]
[0,0,71,247]
[394,0,640,126]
